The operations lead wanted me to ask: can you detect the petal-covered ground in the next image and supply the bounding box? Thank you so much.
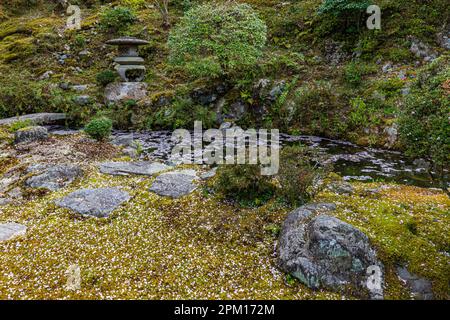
[1,139,449,299]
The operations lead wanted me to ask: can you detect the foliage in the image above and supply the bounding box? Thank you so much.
[99,6,136,34]
[278,145,329,206]
[7,119,33,132]
[147,97,216,129]
[84,116,113,141]
[213,164,275,207]
[344,61,376,87]
[96,70,117,86]
[317,0,372,32]
[168,2,267,79]
[398,56,450,193]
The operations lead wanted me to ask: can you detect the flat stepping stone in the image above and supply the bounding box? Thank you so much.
[99,161,169,176]
[0,222,27,242]
[149,170,198,198]
[55,188,130,217]
[0,113,66,126]
[26,164,82,191]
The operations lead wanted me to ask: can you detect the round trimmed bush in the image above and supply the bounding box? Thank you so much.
[84,117,113,141]
[168,2,267,79]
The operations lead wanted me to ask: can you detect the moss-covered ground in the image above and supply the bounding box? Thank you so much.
[0,136,448,299]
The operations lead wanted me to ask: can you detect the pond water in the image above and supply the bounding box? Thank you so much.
[48,126,447,189]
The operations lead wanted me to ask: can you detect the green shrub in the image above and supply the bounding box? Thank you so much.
[147,97,216,130]
[168,2,267,80]
[213,164,275,207]
[398,56,449,194]
[317,0,372,32]
[84,117,113,141]
[290,81,341,135]
[0,70,73,118]
[7,119,33,132]
[96,70,117,86]
[278,145,329,206]
[344,62,376,87]
[99,6,136,34]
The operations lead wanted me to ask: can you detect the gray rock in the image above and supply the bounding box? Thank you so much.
[25,164,82,191]
[401,87,411,96]
[0,113,66,126]
[324,40,348,65]
[149,170,198,198]
[328,182,354,195]
[436,26,450,50]
[111,134,135,147]
[268,81,286,102]
[278,203,383,299]
[39,70,54,80]
[383,123,399,148]
[73,95,91,106]
[105,82,148,104]
[228,101,247,119]
[200,167,217,180]
[55,188,130,217]
[0,198,12,206]
[122,146,138,158]
[409,37,437,61]
[14,126,48,144]
[397,266,434,300]
[71,85,88,92]
[382,63,393,73]
[0,222,27,241]
[99,161,169,176]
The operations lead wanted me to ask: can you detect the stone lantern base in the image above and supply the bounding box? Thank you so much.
[104,82,148,104]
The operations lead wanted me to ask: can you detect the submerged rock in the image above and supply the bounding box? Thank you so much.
[56,188,130,217]
[0,222,27,242]
[26,164,82,191]
[278,203,384,299]
[149,170,198,198]
[14,126,48,144]
[99,161,169,176]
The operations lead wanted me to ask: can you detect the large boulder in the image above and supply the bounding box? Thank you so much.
[55,188,130,218]
[149,170,198,198]
[278,203,384,299]
[14,126,48,144]
[25,164,82,191]
[105,82,148,104]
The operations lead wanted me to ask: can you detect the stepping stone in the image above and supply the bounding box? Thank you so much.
[149,170,198,198]
[55,188,130,217]
[0,113,66,126]
[0,222,27,242]
[99,161,169,176]
[26,164,83,191]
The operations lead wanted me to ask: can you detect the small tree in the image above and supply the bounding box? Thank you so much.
[168,2,267,80]
[154,0,170,29]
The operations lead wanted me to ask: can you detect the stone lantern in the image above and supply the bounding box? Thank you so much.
[104,37,150,103]
[106,37,149,82]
